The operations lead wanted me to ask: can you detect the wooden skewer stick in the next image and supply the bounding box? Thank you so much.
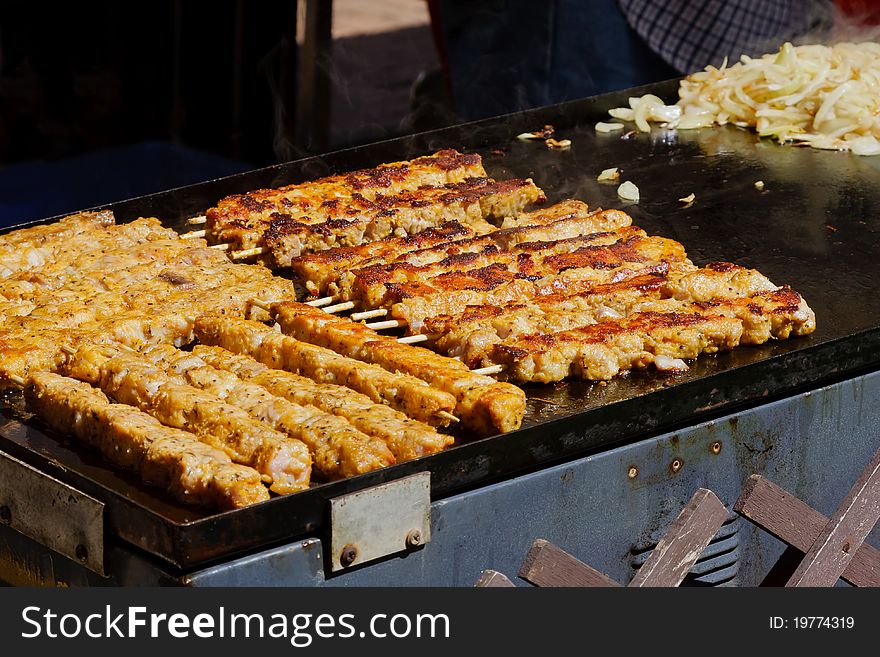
[350,308,388,321]
[472,364,505,376]
[231,246,267,259]
[250,299,499,376]
[323,301,356,314]
[306,296,338,307]
[187,215,207,225]
[438,411,460,423]
[397,334,430,344]
[253,296,383,322]
[180,229,206,239]
[210,243,231,251]
[364,319,405,330]
[397,332,439,344]
[249,299,272,311]
[251,297,438,347]
[361,318,509,373]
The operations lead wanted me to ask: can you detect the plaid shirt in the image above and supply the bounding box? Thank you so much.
[618,0,829,73]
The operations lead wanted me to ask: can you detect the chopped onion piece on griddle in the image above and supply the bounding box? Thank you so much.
[595,121,625,133]
[545,138,571,150]
[517,125,556,140]
[617,180,640,201]
[849,135,880,156]
[649,104,682,123]
[609,107,635,121]
[597,167,620,182]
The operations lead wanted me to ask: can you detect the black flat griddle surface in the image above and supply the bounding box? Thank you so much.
[3,79,880,569]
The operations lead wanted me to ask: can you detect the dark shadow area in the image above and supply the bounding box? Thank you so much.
[0,1,297,226]
[329,25,449,149]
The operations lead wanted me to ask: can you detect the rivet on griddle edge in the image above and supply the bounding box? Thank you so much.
[75,544,89,562]
[0,505,10,524]
[711,441,722,455]
[406,529,422,548]
[340,544,359,567]
[627,466,638,479]
[670,458,683,473]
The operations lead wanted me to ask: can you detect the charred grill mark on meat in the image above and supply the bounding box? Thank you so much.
[290,222,478,296]
[493,311,745,383]
[205,149,489,250]
[259,177,544,267]
[344,226,649,307]
[291,203,634,300]
[422,265,805,370]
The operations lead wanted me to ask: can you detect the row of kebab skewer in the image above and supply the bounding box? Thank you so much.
[0,149,816,513]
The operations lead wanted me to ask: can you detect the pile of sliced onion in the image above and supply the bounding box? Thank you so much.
[606,42,880,155]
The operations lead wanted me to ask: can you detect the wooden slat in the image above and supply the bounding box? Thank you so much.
[735,474,880,587]
[518,539,621,587]
[629,488,728,587]
[474,570,516,587]
[786,447,880,587]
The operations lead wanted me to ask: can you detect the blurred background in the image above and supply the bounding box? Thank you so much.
[1,0,877,227]
[0,0,454,227]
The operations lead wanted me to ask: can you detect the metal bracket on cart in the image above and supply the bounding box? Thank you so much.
[476,445,880,588]
[0,448,105,576]
[328,471,431,573]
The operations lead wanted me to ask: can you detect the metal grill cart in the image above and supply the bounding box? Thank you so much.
[2,80,879,586]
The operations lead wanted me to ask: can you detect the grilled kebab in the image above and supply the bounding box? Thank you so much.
[345,226,649,308]
[140,343,396,479]
[260,176,544,267]
[193,316,459,426]
[192,346,453,461]
[291,202,632,298]
[1,216,179,279]
[386,236,693,332]
[491,285,815,383]
[64,343,312,494]
[0,239,230,302]
[290,221,479,296]
[424,264,783,366]
[24,372,269,509]
[206,149,489,250]
[270,301,526,436]
[0,210,113,250]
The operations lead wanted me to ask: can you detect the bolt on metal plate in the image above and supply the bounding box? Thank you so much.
[0,448,105,575]
[329,471,431,572]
